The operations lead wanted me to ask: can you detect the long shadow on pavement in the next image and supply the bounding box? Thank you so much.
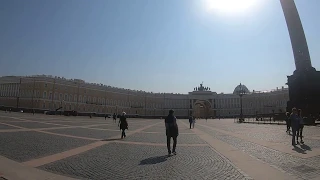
[292,146,307,154]
[300,144,312,151]
[139,155,168,165]
[101,138,122,141]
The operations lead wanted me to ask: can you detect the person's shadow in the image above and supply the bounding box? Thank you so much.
[139,155,168,165]
[101,138,121,141]
[292,145,306,154]
[292,143,312,154]
[300,144,312,151]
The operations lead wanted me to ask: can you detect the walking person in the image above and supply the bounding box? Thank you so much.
[192,116,195,128]
[290,108,300,146]
[189,115,193,129]
[118,112,128,139]
[285,112,291,133]
[113,113,117,123]
[297,109,305,144]
[165,110,179,155]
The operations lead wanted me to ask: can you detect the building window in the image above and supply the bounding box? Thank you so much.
[43,91,47,99]
[44,84,47,88]
[54,92,58,100]
[64,94,68,101]
[49,92,52,99]
[74,95,77,102]
[59,93,62,100]
[83,96,87,103]
[69,94,73,102]
[79,96,82,103]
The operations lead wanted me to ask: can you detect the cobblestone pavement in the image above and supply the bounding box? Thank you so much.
[124,132,207,144]
[46,128,121,139]
[0,123,19,129]
[1,113,320,179]
[41,143,249,180]
[196,119,320,180]
[0,131,92,162]
[206,120,320,148]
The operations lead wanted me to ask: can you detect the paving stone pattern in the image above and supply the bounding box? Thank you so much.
[46,128,121,139]
[197,125,320,180]
[213,122,320,149]
[0,131,92,162]
[0,124,18,129]
[45,121,106,126]
[91,124,142,131]
[124,133,207,144]
[4,121,64,129]
[142,126,195,134]
[41,143,251,180]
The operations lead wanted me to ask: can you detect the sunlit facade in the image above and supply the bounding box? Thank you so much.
[0,75,289,117]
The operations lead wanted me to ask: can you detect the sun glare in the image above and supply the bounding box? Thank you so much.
[205,0,258,15]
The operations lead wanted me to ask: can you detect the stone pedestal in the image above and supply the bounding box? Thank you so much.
[286,69,320,120]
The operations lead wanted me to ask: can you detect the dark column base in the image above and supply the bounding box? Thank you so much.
[286,69,320,122]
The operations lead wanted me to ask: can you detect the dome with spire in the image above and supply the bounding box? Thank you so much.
[233,83,250,95]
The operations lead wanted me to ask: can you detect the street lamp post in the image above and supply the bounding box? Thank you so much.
[272,109,275,122]
[31,78,36,113]
[60,100,64,115]
[236,83,247,123]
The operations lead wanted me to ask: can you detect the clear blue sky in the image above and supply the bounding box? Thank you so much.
[0,0,319,94]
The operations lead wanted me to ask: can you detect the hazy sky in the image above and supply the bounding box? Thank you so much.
[0,0,319,94]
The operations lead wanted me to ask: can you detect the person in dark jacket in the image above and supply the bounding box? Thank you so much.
[189,116,193,129]
[290,108,300,146]
[297,109,304,144]
[113,113,117,123]
[285,112,291,133]
[165,110,179,155]
[118,112,128,139]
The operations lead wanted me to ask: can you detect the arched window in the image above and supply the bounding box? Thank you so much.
[43,91,47,99]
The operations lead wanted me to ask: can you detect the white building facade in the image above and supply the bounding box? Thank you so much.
[0,75,289,117]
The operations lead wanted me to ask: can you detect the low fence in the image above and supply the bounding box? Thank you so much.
[234,116,319,126]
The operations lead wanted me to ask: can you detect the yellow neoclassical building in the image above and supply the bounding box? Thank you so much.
[0,75,289,118]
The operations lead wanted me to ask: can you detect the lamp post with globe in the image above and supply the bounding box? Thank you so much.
[236,83,247,123]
